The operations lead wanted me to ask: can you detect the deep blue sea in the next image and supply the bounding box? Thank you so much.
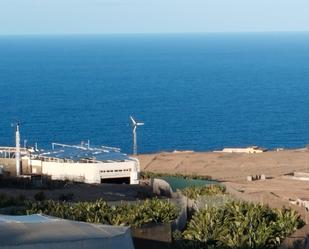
[0,33,309,154]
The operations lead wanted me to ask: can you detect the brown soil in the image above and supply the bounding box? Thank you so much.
[137,149,309,221]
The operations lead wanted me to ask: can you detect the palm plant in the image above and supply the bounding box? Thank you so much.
[182,201,303,249]
[24,197,178,227]
[182,184,226,200]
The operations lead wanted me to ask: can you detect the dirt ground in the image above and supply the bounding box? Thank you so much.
[137,149,309,221]
[0,183,152,203]
[137,149,309,181]
[2,149,309,218]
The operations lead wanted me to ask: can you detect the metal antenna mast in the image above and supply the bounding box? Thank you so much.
[15,123,21,176]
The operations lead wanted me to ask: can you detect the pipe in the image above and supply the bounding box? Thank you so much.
[15,123,21,177]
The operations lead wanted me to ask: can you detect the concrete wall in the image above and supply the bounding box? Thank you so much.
[132,223,172,249]
[151,179,173,197]
[222,148,264,153]
[279,224,309,249]
[294,172,309,178]
[31,160,139,184]
[1,156,140,184]
[0,158,30,176]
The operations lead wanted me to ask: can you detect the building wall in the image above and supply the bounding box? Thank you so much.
[31,160,139,184]
[222,148,264,153]
[0,158,30,176]
[0,154,140,184]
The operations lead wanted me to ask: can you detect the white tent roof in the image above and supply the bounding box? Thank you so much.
[0,214,135,249]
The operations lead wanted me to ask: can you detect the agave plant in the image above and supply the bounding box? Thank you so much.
[183,201,303,249]
[182,184,225,200]
[24,197,178,227]
[183,206,225,247]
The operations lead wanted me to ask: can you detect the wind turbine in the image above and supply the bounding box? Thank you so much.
[130,116,144,155]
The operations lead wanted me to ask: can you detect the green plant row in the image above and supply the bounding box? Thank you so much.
[23,198,179,227]
[181,184,226,200]
[140,171,212,180]
[177,201,304,249]
[0,194,27,208]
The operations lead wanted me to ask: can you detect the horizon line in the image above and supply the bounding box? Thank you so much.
[1,30,309,37]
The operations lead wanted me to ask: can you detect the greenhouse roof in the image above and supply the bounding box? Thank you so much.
[0,214,134,249]
[33,143,133,162]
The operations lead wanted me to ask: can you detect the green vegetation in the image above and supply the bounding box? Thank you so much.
[1,181,304,249]
[181,184,226,200]
[34,191,46,201]
[58,193,74,201]
[140,171,212,181]
[179,201,304,249]
[0,194,26,208]
[0,175,69,189]
[24,198,178,227]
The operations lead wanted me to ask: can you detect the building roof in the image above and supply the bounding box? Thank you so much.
[0,214,134,249]
[33,143,133,162]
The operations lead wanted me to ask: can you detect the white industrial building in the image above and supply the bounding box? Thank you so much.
[0,143,140,184]
[221,146,266,154]
[30,143,140,184]
[0,125,139,184]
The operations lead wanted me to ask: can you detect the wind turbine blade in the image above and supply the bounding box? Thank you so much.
[137,122,144,126]
[130,116,136,125]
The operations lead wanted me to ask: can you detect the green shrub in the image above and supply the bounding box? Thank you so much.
[24,198,178,227]
[140,171,212,181]
[182,201,304,249]
[181,184,225,200]
[58,193,74,201]
[34,191,46,201]
[0,194,27,208]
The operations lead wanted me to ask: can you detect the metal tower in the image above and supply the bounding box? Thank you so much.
[15,123,21,177]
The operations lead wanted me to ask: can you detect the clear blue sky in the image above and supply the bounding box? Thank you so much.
[0,0,309,35]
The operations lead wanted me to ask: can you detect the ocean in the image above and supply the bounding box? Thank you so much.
[0,33,309,154]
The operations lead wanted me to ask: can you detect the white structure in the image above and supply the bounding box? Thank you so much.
[0,143,140,184]
[15,123,21,176]
[0,214,134,249]
[222,146,266,154]
[1,127,140,183]
[130,116,144,155]
[30,143,140,184]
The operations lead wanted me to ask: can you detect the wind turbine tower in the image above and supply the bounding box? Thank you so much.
[130,116,144,155]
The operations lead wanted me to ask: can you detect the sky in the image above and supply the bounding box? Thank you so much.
[0,0,309,35]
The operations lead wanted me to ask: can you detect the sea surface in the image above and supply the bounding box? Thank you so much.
[0,33,309,154]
